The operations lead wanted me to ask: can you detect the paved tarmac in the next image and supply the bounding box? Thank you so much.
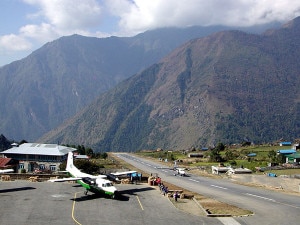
[115,153,300,225]
[0,180,223,225]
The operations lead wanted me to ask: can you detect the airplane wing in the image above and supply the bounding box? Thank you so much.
[0,169,13,173]
[48,175,106,182]
[110,171,137,176]
[48,177,83,182]
[89,174,107,179]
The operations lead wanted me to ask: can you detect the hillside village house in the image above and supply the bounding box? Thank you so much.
[286,152,300,164]
[279,141,292,146]
[1,143,76,173]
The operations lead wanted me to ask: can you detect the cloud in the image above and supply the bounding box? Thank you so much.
[19,23,58,43]
[6,0,300,47]
[0,0,104,51]
[106,0,300,34]
[24,0,103,33]
[0,34,32,51]
[1,0,300,66]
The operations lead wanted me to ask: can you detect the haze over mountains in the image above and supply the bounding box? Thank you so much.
[0,22,277,143]
[37,17,300,152]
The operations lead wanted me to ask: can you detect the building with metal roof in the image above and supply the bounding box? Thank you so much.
[1,143,77,173]
[286,152,300,164]
[279,142,292,146]
[277,149,296,155]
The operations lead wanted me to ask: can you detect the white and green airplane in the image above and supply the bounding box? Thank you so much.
[49,152,136,199]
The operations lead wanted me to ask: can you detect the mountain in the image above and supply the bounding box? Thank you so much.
[0,23,278,142]
[0,25,238,141]
[39,17,300,152]
[0,134,12,152]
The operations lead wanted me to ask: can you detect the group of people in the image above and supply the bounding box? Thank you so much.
[158,182,168,196]
[158,181,179,201]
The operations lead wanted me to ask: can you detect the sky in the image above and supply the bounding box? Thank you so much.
[1,0,300,67]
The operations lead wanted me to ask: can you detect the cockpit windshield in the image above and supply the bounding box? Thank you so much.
[102,182,113,187]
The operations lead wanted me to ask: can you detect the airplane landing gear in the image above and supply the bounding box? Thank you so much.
[84,189,88,195]
[112,191,119,199]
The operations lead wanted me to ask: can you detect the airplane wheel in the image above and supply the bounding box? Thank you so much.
[84,190,88,195]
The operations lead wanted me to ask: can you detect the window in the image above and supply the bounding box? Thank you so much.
[102,182,113,187]
[39,164,45,170]
[19,163,24,169]
[49,165,56,171]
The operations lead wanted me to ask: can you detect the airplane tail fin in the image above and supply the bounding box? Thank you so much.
[66,152,74,172]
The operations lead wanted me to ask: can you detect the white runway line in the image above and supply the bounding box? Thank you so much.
[244,193,275,202]
[211,184,228,190]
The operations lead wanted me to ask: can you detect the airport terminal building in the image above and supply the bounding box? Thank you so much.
[1,143,76,173]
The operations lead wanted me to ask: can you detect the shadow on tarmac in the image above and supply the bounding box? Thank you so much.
[118,186,155,196]
[71,192,130,202]
[70,185,154,202]
[0,187,36,193]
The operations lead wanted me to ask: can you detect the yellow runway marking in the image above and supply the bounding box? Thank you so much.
[136,196,144,210]
[72,192,82,225]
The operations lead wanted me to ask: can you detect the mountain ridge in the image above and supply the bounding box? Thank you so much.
[2,24,265,141]
[39,17,300,151]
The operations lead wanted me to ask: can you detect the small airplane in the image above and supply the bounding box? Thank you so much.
[0,169,13,173]
[174,167,186,176]
[49,152,136,199]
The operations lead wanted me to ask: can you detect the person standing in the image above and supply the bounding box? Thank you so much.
[173,191,178,201]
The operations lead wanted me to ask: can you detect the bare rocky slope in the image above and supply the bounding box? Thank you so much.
[2,25,243,141]
[39,17,300,152]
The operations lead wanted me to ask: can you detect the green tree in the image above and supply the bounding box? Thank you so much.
[85,147,94,156]
[101,152,108,159]
[225,150,234,160]
[276,154,286,164]
[215,142,225,151]
[210,148,222,162]
[268,150,277,162]
[74,160,103,174]
[59,161,67,171]
[77,145,85,155]
[209,142,225,162]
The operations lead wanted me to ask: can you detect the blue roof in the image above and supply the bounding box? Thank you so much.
[277,149,296,154]
[280,142,292,145]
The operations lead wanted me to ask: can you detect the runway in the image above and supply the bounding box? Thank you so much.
[114,153,300,225]
[0,180,222,225]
